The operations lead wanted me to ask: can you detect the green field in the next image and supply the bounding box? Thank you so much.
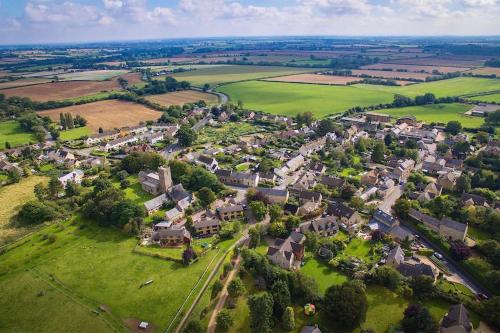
[170,65,318,87]
[301,258,349,293]
[58,70,129,81]
[0,175,48,245]
[59,126,92,141]
[355,77,500,98]
[195,121,264,145]
[218,80,395,117]
[382,103,484,128]
[468,93,500,103]
[0,120,36,148]
[0,217,237,332]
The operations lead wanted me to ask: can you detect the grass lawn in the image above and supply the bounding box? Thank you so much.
[382,103,484,128]
[218,80,395,118]
[0,175,48,245]
[0,120,36,148]
[113,176,155,205]
[195,122,264,145]
[301,258,349,293]
[360,285,409,332]
[354,77,500,98]
[467,225,490,243]
[0,271,115,333]
[170,65,318,87]
[339,238,377,263]
[468,93,500,103]
[235,162,251,172]
[59,126,92,141]
[0,217,238,332]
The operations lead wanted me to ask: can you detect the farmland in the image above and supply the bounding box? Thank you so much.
[0,218,238,332]
[168,65,318,87]
[1,72,142,101]
[386,56,486,68]
[355,77,500,98]
[0,175,48,245]
[465,67,500,76]
[350,69,434,80]
[264,73,362,85]
[468,93,500,103]
[57,70,130,81]
[382,103,484,128]
[0,78,52,89]
[0,120,36,148]
[218,80,395,117]
[145,89,219,107]
[361,63,470,73]
[38,100,162,132]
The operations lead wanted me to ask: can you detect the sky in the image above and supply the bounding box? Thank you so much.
[0,0,499,44]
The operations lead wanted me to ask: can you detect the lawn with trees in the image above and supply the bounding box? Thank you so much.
[0,120,37,148]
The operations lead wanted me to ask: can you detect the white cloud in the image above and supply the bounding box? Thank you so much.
[303,0,372,16]
[463,0,496,6]
[25,1,105,25]
[103,0,123,9]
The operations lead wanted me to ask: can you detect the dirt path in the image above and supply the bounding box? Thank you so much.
[206,254,242,333]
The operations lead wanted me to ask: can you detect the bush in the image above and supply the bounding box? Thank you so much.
[216,309,233,330]
[18,200,60,224]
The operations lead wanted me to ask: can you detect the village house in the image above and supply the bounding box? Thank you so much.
[386,245,405,266]
[103,135,138,151]
[437,171,461,191]
[267,231,305,270]
[299,137,326,157]
[217,204,245,221]
[461,193,489,207]
[327,201,364,231]
[320,175,345,189]
[194,218,221,236]
[152,225,191,247]
[292,172,317,191]
[440,304,474,333]
[215,169,259,187]
[144,193,168,215]
[391,159,415,182]
[366,112,390,123]
[85,130,120,145]
[361,169,379,186]
[409,209,468,241]
[256,187,289,204]
[47,149,76,166]
[369,209,414,241]
[58,169,84,187]
[309,162,326,174]
[196,155,219,172]
[150,123,180,135]
[145,132,164,144]
[300,216,339,237]
[258,172,276,185]
[285,154,305,173]
[396,116,417,126]
[0,159,23,174]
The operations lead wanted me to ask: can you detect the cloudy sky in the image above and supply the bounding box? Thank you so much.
[0,0,499,44]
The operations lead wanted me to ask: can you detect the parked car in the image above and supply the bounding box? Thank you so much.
[434,252,443,260]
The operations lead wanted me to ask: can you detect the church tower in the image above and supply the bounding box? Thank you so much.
[158,166,172,193]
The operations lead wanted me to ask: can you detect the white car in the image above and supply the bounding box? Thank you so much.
[434,252,443,260]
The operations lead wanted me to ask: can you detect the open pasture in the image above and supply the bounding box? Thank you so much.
[382,103,484,128]
[361,63,470,73]
[263,73,362,85]
[145,89,218,106]
[0,218,237,332]
[168,65,318,87]
[1,72,142,101]
[468,93,500,103]
[0,120,36,148]
[350,69,434,80]
[355,77,500,98]
[38,100,161,132]
[218,80,394,117]
[465,67,500,76]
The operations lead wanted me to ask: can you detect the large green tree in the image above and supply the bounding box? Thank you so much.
[247,292,274,333]
[176,124,198,147]
[323,280,368,330]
